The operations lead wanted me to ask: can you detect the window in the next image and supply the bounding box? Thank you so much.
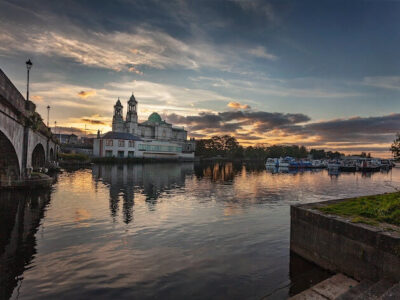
[118,151,124,158]
[128,140,134,147]
[106,139,113,146]
[105,150,113,157]
[128,151,134,158]
[118,140,125,147]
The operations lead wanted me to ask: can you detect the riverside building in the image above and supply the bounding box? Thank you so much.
[93,94,195,160]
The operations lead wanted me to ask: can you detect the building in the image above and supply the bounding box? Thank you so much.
[58,133,78,144]
[93,94,195,160]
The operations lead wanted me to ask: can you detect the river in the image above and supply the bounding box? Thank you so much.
[1,162,399,299]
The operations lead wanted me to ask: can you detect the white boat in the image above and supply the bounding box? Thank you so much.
[327,160,341,169]
[278,157,292,167]
[265,158,279,168]
[311,160,325,168]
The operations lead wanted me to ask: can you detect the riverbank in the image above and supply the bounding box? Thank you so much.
[290,194,400,282]
[0,172,54,189]
[318,192,400,227]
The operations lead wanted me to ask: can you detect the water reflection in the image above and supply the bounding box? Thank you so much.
[92,163,194,223]
[0,189,51,300]
[2,163,400,300]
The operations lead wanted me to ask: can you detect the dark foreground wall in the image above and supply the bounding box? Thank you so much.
[290,200,400,281]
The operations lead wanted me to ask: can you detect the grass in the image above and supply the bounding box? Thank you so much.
[318,192,400,227]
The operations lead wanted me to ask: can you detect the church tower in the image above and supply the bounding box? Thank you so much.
[125,93,138,134]
[126,93,138,123]
[112,98,125,132]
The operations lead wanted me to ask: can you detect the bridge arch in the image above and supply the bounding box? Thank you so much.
[0,130,20,180]
[31,143,45,170]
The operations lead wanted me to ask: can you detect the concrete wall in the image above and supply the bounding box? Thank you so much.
[0,106,24,171]
[290,201,400,282]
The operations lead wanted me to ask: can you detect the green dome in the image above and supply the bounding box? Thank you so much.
[148,112,162,123]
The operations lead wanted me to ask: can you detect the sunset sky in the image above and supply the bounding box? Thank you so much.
[1,0,400,156]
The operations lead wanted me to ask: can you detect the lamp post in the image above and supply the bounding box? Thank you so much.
[26,59,33,101]
[47,105,50,127]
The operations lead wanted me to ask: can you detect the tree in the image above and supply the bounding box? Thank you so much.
[390,133,400,160]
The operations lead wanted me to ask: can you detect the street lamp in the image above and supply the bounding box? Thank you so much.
[26,59,33,101]
[47,105,50,127]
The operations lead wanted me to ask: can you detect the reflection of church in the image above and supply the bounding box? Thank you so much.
[92,163,194,223]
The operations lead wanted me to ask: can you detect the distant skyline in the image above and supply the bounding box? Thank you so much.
[1,0,400,156]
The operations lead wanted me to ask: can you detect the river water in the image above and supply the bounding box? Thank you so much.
[1,162,399,300]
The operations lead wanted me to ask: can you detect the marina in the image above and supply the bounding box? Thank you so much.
[265,156,395,173]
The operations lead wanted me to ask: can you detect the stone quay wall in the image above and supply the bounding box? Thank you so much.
[290,199,400,282]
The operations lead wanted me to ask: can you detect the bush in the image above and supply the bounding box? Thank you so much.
[58,153,89,162]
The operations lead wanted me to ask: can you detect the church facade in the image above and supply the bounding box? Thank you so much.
[93,94,195,160]
[112,94,189,144]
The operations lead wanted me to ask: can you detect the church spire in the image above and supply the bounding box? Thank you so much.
[126,92,138,123]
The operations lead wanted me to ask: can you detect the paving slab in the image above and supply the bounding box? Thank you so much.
[289,289,327,300]
[336,280,373,300]
[289,274,358,300]
[311,274,358,299]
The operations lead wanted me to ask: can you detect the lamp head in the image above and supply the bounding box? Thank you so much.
[26,59,33,70]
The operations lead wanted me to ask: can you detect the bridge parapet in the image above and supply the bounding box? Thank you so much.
[0,68,36,116]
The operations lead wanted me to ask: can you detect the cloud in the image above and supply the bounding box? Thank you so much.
[165,110,398,156]
[80,118,106,125]
[128,66,143,75]
[233,0,277,22]
[228,101,251,109]
[248,46,277,61]
[0,25,231,72]
[166,110,310,136]
[282,114,400,145]
[363,76,400,90]
[78,90,96,99]
[31,95,43,102]
[52,126,86,135]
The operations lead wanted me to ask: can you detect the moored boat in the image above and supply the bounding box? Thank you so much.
[265,158,279,168]
[311,160,325,168]
[340,160,357,172]
[327,160,341,169]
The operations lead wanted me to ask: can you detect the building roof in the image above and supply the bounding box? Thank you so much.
[115,98,122,107]
[128,93,137,104]
[102,131,142,141]
[147,112,162,123]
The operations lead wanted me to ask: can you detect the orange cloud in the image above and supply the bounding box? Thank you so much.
[77,90,96,99]
[228,101,251,110]
[128,66,143,75]
[32,95,43,102]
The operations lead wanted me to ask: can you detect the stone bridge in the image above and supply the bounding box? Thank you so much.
[0,68,58,181]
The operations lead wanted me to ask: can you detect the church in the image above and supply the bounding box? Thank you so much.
[112,94,188,143]
[93,94,195,160]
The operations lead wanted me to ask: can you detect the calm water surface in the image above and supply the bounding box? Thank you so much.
[1,163,400,300]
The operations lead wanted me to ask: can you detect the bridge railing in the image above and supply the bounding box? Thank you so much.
[0,68,32,115]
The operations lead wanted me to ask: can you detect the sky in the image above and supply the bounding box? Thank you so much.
[1,0,400,157]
